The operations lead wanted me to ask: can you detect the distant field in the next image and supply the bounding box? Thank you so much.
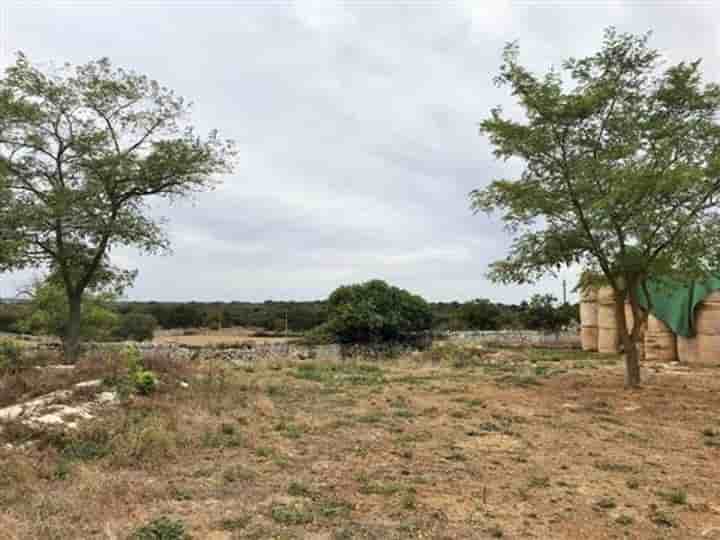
[2,346,719,538]
[153,326,292,346]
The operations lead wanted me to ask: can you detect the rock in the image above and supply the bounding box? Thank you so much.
[74,379,102,388]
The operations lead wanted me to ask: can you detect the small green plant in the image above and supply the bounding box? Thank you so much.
[218,516,251,531]
[487,526,504,538]
[0,340,24,375]
[288,481,312,497]
[593,497,617,510]
[125,344,143,373]
[650,509,675,528]
[133,370,158,395]
[626,478,640,489]
[270,503,314,525]
[255,446,274,458]
[527,475,550,489]
[359,480,404,496]
[401,490,417,510]
[615,515,634,526]
[659,488,687,505]
[53,459,72,480]
[222,465,254,484]
[129,516,191,539]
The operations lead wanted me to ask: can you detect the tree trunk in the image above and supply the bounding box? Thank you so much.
[63,293,82,363]
[614,295,641,388]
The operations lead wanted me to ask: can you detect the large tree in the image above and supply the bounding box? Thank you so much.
[0,54,235,360]
[472,28,720,387]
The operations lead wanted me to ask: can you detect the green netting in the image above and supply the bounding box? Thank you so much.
[636,277,720,337]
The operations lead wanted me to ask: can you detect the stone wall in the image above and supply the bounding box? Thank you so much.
[445,330,580,348]
[11,329,578,364]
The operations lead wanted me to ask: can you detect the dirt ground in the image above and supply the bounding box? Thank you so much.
[1,346,719,539]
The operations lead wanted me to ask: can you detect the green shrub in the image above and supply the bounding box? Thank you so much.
[129,516,190,539]
[133,370,158,395]
[115,312,158,341]
[0,340,23,374]
[326,280,432,343]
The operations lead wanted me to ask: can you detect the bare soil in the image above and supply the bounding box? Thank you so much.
[1,346,719,539]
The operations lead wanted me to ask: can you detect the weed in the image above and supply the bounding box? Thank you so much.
[133,370,158,396]
[54,425,112,461]
[359,479,404,496]
[202,425,242,448]
[527,476,550,489]
[129,516,191,540]
[270,503,314,525]
[274,420,304,439]
[487,525,504,538]
[658,488,687,505]
[316,498,353,519]
[626,478,640,489]
[650,509,675,528]
[218,515,251,531]
[53,459,71,480]
[169,486,193,501]
[255,446,274,458]
[222,465,255,484]
[357,412,384,424]
[615,515,634,526]
[288,480,312,497]
[593,497,617,510]
[401,491,417,510]
[594,462,637,474]
[498,374,541,387]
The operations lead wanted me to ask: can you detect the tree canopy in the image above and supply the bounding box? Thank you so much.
[472,28,720,386]
[326,279,432,343]
[17,279,118,342]
[0,54,235,359]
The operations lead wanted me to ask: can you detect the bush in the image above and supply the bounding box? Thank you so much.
[129,516,190,540]
[114,312,158,341]
[0,340,23,375]
[326,280,432,343]
[133,370,158,395]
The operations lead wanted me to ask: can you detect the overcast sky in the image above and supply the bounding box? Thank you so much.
[1,1,719,303]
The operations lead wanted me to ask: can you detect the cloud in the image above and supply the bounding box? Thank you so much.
[2,1,718,303]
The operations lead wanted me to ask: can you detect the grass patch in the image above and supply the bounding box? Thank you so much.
[293,362,385,387]
[270,503,314,525]
[658,488,687,505]
[129,516,190,540]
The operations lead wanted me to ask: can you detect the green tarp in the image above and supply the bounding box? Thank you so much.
[636,277,720,337]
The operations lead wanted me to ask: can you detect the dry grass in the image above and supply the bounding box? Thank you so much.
[153,326,291,347]
[1,346,719,539]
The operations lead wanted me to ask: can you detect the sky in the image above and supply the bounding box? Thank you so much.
[1,0,719,303]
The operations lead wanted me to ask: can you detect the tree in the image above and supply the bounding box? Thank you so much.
[166,304,204,329]
[458,298,500,330]
[326,279,432,343]
[113,311,158,341]
[472,28,720,387]
[0,54,235,361]
[522,294,575,334]
[18,279,118,342]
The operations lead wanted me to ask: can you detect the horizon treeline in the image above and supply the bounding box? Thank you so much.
[0,296,578,336]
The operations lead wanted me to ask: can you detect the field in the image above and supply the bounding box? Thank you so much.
[1,345,720,539]
[153,327,292,347]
